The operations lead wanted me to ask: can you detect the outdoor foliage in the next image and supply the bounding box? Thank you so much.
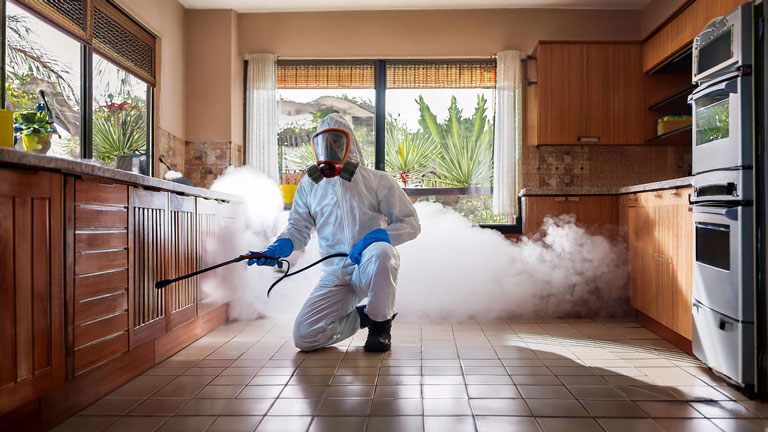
[385,117,437,186]
[93,98,147,163]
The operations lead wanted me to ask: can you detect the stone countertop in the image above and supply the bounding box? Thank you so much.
[0,148,240,201]
[519,177,693,197]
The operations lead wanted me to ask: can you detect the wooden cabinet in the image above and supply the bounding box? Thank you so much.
[0,169,65,414]
[626,188,693,340]
[643,0,747,72]
[534,43,643,146]
[522,195,619,236]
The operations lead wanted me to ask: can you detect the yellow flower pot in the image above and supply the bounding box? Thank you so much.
[22,134,52,153]
[0,110,14,149]
[280,184,298,205]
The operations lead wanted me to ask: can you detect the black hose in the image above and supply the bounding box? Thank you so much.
[268,253,348,297]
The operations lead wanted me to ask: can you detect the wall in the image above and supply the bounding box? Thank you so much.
[237,8,641,58]
[113,0,187,179]
[640,0,688,39]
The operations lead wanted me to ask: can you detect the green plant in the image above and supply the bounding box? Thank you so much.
[417,95,494,187]
[385,118,437,186]
[93,98,147,163]
[13,105,55,137]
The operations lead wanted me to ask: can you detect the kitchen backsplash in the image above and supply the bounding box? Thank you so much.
[184,140,244,188]
[521,145,692,188]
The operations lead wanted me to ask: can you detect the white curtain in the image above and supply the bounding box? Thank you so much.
[245,53,279,182]
[493,50,523,218]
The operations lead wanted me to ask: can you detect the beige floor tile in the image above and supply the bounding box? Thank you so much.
[177,398,232,415]
[103,416,167,432]
[169,375,215,386]
[709,418,768,432]
[221,367,262,376]
[325,385,374,398]
[258,367,297,376]
[238,385,284,399]
[424,416,476,432]
[423,398,472,416]
[421,366,462,375]
[222,399,274,415]
[422,384,467,398]
[370,399,423,416]
[738,400,768,417]
[331,375,377,385]
[569,386,626,400]
[519,385,573,399]
[50,416,119,432]
[279,385,328,399]
[652,418,721,432]
[267,399,319,416]
[638,368,705,387]
[421,375,464,385]
[507,366,553,376]
[183,367,225,376]
[582,400,647,417]
[470,398,531,416]
[689,401,760,418]
[255,416,312,432]
[129,398,187,415]
[513,375,563,386]
[196,359,234,367]
[617,385,679,401]
[374,385,421,399]
[250,376,292,385]
[380,366,420,375]
[376,375,422,385]
[467,384,521,398]
[156,416,215,432]
[151,385,204,399]
[476,416,539,432]
[537,417,603,432]
[550,367,596,376]
[527,399,590,417]
[635,401,703,418]
[107,384,162,399]
[195,385,243,399]
[558,375,609,386]
[289,375,333,385]
[465,375,513,385]
[597,418,664,432]
[206,415,263,432]
[366,416,423,432]
[315,398,372,416]
[211,375,253,385]
[81,398,144,415]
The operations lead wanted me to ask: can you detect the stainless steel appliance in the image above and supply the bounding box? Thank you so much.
[693,2,753,85]
[690,1,757,392]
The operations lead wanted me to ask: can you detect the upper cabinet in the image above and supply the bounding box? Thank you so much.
[643,0,747,72]
[533,42,644,146]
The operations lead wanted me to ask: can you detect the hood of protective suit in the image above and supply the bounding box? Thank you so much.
[317,113,365,167]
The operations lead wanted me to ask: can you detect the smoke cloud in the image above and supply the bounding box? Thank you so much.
[208,167,631,325]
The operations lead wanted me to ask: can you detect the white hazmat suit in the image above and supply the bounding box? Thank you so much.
[277,114,421,351]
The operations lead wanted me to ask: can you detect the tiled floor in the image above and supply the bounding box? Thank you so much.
[54,319,768,432]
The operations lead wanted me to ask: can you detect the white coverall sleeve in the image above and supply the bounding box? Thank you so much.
[277,177,315,250]
[377,175,421,246]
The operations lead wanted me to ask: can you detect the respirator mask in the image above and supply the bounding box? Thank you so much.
[305,127,359,183]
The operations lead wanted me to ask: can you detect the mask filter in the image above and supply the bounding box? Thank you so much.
[305,159,359,184]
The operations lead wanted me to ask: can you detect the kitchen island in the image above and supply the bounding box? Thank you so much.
[0,149,243,429]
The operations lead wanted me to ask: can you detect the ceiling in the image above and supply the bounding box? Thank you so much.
[178,0,651,13]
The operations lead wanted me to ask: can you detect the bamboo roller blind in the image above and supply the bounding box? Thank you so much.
[387,60,496,89]
[277,60,496,89]
[11,0,157,86]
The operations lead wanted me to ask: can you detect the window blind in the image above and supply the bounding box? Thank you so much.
[277,61,375,89]
[387,60,496,89]
[12,0,92,41]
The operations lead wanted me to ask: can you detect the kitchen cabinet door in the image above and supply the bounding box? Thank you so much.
[0,169,65,414]
[537,44,584,145]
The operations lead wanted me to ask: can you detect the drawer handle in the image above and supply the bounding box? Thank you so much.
[578,136,600,143]
[554,197,567,202]
[653,253,672,263]
[718,319,732,331]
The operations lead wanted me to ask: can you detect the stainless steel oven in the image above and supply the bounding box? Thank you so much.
[692,169,753,204]
[689,73,753,173]
[693,2,753,84]
[692,203,755,387]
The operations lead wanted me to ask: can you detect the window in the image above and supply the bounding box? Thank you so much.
[93,54,150,172]
[4,0,155,175]
[5,2,81,157]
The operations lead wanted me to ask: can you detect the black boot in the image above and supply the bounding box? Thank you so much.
[355,305,394,352]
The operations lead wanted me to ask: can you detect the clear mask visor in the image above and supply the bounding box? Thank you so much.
[313,129,350,164]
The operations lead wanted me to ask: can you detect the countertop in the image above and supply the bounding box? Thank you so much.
[519,177,693,197]
[0,148,239,201]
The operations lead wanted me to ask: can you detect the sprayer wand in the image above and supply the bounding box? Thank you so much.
[154,251,348,297]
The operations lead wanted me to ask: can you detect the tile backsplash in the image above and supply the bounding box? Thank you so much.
[521,145,692,189]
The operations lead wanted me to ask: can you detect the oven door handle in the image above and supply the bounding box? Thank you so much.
[693,206,739,221]
[688,78,738,102]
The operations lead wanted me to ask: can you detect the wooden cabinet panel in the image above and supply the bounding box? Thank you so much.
[537,44,584,145]
[523,195,619,236]
[72,179,129,376]
[0,169,65,414]
[643,0,748,72]
[168,194,197,329]
[536,43,643,145]
[627,188,693,339]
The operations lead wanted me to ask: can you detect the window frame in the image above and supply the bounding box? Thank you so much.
[274,58,520,233]
[3,0,155,175]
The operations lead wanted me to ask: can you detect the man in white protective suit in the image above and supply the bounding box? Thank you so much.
[247,114,421,352]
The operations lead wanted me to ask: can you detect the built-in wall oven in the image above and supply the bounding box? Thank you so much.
[690,1,756,392]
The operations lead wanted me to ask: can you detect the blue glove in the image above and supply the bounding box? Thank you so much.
[349,228,391,265]
[247,238,294,267]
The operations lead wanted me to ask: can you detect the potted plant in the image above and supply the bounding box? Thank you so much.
[93,98,147,168]
[13,103,55,153]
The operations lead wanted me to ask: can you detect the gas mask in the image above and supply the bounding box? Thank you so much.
[305,127,359,183]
